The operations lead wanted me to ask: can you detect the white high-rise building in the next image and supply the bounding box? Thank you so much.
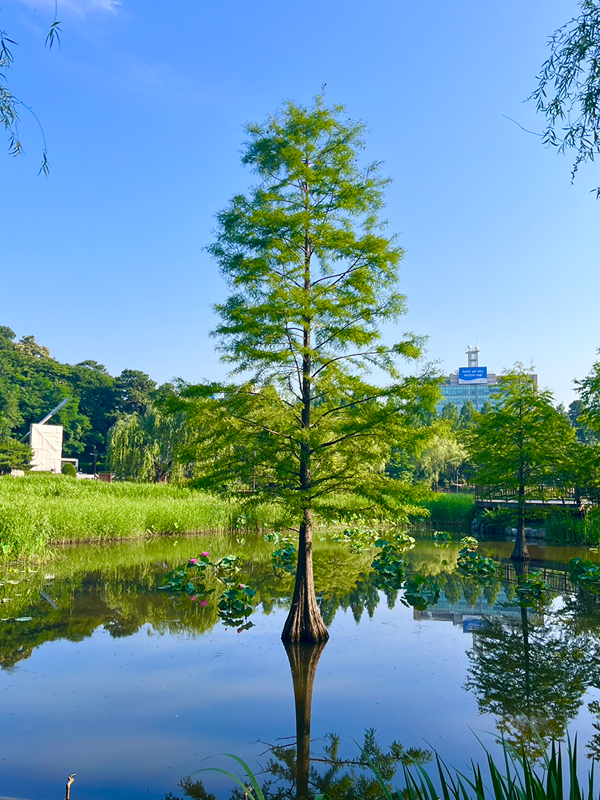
[437,347,537,414]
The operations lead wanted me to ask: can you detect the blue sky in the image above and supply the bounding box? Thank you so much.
[1,0,597,404]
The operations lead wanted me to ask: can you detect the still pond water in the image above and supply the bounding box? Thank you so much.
[1,534,600,800]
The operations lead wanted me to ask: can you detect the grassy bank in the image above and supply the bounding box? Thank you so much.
[0,475,282,557]
[473,507,600,546]
[414,492,476,529]
[0,475,451,560]
[545,508,600,546]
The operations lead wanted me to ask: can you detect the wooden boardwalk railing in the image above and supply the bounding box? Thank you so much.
[474,485,583,514]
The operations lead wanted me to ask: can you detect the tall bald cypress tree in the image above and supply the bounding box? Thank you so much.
[205,96,435,642]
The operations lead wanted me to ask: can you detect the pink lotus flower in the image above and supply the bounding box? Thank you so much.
[238,584,244,589]
[190,595,197,601]
[199,600,209,607]
[189,558,198,565]
[201,551,210,557]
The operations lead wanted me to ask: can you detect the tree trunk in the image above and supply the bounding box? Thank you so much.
[284,641,327,800]
[511,483,530,561]
[515,554,533,735]
[513,559,530,688]
[520,603,531,714]
[282,508,329,642]
[282,220,329,644]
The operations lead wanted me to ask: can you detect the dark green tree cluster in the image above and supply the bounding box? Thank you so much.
[0,325,162,472]
[567,399,598,445]
[576,357,600,436]
[0,436,32,474]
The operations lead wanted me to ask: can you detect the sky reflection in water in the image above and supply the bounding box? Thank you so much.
[1,535,600,800]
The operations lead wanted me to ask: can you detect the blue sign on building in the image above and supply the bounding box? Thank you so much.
[463,617,484,633]
[458,367,488,385]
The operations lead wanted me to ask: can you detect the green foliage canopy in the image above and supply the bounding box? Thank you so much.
[468,368,576,558]
[0,325,167,474]
[177,96,437,524]
[439,402,460,429]
[415,433,468,490]
[0,436,32,474]
[469,370,575,497]
[107,398,187,482]
[577,352,600,438]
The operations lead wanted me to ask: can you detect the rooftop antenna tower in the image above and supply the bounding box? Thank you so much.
[466,345,480,368]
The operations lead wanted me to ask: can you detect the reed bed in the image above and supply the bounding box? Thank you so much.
[545,509,600,546]
[0,475,280,557]
[416,493,476,529]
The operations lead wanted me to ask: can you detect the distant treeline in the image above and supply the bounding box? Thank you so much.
[2,324,599,502]
[0,325,167,472]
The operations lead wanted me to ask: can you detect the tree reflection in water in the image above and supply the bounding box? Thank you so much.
[6,536,600,780]
[465,596,599,760]
[559,587,600,760]
[164,640,429,800]
[285,642,326,800]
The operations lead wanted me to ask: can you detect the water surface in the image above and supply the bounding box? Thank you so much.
[1,534,600,800]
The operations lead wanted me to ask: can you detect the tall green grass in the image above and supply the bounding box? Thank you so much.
[389,738,593,800]
[545,509,600,546]
[416,493,476,529]
[0,475,282,557]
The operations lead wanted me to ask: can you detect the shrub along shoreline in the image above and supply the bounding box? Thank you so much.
[411,493,600,546]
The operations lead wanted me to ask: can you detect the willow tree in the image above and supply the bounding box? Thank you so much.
[1,13,59,173]
[532,0,600,194]
[107,404,187,482]
[195,96,436,643]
